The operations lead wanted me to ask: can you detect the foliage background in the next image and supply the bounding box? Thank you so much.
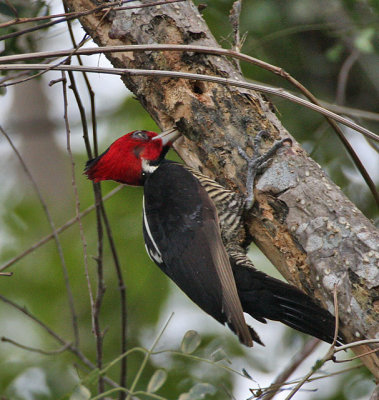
[0,0,377,399]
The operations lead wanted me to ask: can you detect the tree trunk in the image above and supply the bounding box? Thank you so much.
[63,0,379,378]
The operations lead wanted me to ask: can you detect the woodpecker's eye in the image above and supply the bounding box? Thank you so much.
[131,130,149,141]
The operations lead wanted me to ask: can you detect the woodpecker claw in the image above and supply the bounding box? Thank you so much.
[239,131,292,210]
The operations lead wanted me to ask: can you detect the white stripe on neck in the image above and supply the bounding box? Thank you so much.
[142,159,159,174]
[142,196,163,264]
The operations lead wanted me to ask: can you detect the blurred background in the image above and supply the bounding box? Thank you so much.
[0,0,378,399]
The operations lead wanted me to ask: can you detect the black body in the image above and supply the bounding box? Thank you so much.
[142,160,342,345]
[143,161,225,320]
[143,161,253,345]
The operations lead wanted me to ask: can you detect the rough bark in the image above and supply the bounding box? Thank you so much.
[63,0,379,377]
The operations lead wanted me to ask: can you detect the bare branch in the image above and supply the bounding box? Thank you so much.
[283,287,378,399]
[1,336,72,355]
[62,51,106,394]
[0,63,377,143]
[0,294,123,390]
[65,14,128,388]
[125,314,174,400]
[61,70,89,348]
[336,48,360,106]
[100,201,128,397]
[261,338,320,400]
[93,185,106,396]
[229,0,244,73]
[0,186,123,273]
[283,286,340,399]
[334,339,379,353]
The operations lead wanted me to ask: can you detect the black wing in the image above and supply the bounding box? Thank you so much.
[143,161,253,346]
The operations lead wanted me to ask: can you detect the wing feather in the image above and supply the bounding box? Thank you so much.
[143,161,253,346]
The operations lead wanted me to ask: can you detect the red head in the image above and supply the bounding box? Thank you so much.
[84,129,179,185]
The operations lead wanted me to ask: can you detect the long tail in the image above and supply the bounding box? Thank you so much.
[232,262,344,345]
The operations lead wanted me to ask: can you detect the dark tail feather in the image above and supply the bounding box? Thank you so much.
[233,264,344,345]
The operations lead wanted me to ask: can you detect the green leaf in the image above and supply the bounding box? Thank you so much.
[147,369,167,393]
[178,383,216,400]
[210,348,231,364]
[312,359,325,371]
[326,43,344,62]
[180,330,201,354]
[242,368,254,381]
[5,367,51,400]
[69,385,91,400]
[354,28,375,53]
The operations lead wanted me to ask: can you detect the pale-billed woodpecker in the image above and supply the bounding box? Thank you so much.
[85,129,343,347]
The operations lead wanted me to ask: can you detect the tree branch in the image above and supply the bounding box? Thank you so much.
[1,63,377,142]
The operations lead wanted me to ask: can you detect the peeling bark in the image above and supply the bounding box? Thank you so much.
[63,0,379,377]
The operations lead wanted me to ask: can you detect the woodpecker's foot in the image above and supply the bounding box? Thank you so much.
[238,131,292,210]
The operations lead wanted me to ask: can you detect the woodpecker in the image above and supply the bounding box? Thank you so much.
[85,129,342,347]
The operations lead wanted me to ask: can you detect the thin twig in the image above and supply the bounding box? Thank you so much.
[333,339,379,353]
[0,42,93,88]
[334,347,379,363]
[229,0,244,73]
[91,388,130,400]
[67,17,129,391]
[0,186,123,273]
[0,125,80,346]
[61,70,90,348]
[283,286,341,400]
[0,71,31,85]
[64,11,113,391]
[66,65,93,158]
[1,336,72,355]
[0,294,121,390]
[62,11,99,158]
[93,184,106,395]
[0,294,86,366]
[100,202,128,398]
[64,50,106,394]
[129,391,167,400]
[261,338,321,400]
[4,0,18,18]
[151,350,249,379]
[125,314,174,400]
[69,51,105,400]
[75,362,125,392]
[250,364,364,399]
[336,48,360,106]
[319,103,379,122]
[255,363,364,398]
